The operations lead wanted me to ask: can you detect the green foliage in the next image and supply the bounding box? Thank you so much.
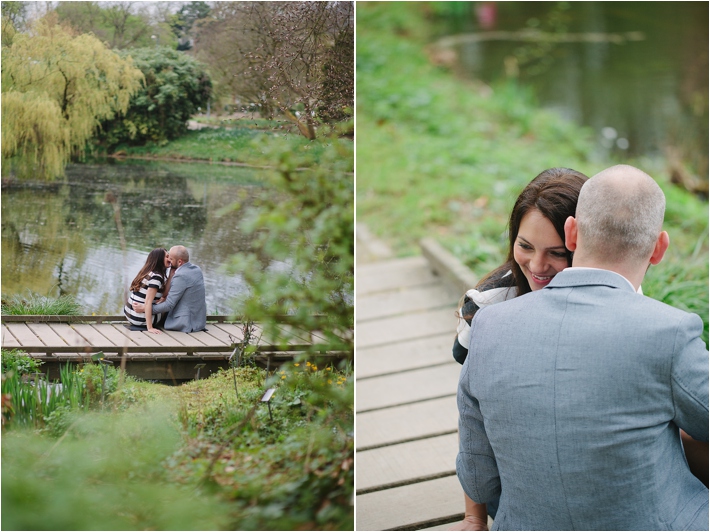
[1,348,43,375]
[1,291,81,315]
[1,354,141,430]
[2,364,87,429]
[96,46,212,148]
[2,402,232,531]
[55,1,176,50]
[170,1,211,50]
[169,366,354,530]
[226,127,354,355]
[1,14,144,179]
[2,364,352,530]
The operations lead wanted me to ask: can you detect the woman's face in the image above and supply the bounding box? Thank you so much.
[513,209,569,290]
[163,251,171,268]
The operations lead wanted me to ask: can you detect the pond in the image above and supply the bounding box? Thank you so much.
[1,160,275,315]
[434,1,707,177]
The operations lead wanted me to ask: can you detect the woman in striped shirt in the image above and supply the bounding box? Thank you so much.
[124,248,170,333]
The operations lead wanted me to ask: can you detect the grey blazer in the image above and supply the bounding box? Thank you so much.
[152,262,206,333]
[457,268,708,530]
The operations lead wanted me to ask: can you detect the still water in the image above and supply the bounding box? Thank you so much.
[2,160,273,314]
[437,1,707,174]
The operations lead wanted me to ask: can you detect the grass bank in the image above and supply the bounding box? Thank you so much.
[2,351,353,530]
[101,122,345,167]
[356,3,708,342]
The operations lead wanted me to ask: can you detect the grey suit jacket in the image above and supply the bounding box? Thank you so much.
[152,262,206,333]
[457,268,708,530]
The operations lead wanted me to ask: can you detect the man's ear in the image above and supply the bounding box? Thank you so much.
[564,216,578,252]
[649,231,669,265]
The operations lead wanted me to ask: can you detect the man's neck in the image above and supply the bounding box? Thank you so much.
[570,258,645,292]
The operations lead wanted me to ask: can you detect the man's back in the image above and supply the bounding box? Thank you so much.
[154,262,207,333]
[458,268,708,530]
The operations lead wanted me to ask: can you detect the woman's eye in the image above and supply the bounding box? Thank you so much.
[517,242,532,250]
[551,251,567,258]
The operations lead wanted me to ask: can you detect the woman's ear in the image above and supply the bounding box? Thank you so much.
[564,216,578,252]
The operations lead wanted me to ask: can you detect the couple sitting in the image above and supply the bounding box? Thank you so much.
[123,245,207,334]
[452,165,708,530]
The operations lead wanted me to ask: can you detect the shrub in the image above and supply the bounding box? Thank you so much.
[96,46,212,149]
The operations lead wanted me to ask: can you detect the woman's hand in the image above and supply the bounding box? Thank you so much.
[146,327,162,335]
[447,516,488,531]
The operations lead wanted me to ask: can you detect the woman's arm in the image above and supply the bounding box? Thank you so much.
[144,287,161,334]
[156,269,175,304]
[681,429,708,487]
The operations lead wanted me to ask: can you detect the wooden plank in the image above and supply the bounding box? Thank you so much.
[89,324,138,347]
[71,324,116,346]
[188,329,227,346]
[357,256,438,296]
[357,284,460,323]
[202,323,240,345]
[114,327,163,347]
[5,323,42,346]
[357,433,459,491]
[48,324,91,347]
[356,396,458,450]
[160,329,209,347]
[25,323,69,347]
[357,308,457,350]
[1,325,22,347]
[356,475,463,531]
[210,323,247,343]
[357,333,456,379]
[131,329,189,348]
[274,324,314,344]
[356,363,461,412]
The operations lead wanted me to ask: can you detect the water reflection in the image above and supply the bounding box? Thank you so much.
[2,160,269,314]
[439,2,708,179]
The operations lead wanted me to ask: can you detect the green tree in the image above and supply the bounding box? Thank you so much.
[228,127,354,357]
[1,14,144,179]
[96,46,212,148]
[55,1,176,50]
[1,1,27,32]
[169,1,210,51]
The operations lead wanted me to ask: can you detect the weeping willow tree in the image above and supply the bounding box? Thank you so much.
[1,14,144,179]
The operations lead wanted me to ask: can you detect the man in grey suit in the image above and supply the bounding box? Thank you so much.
[134,245,206,333]
[457,165,708,530]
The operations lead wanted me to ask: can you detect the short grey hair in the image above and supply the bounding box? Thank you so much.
[575,165,665,263]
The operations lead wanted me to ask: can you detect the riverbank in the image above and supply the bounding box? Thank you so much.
[97,121,349,167]
[356,3,708,342]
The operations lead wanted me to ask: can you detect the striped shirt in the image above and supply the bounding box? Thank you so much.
[124,271,165,327]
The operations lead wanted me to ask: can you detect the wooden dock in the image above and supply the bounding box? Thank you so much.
[356,247,474,531]
[1,315,343,381]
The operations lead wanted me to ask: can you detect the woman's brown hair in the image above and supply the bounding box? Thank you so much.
[477,167,589,296]
[129,248,167,293]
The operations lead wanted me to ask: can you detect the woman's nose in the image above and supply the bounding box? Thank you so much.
[530,253,546,272]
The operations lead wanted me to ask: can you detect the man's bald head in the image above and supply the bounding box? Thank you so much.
[575,165,665,264]
[169,245,190,264]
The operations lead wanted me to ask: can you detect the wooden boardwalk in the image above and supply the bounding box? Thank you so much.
[356,252,471,531]
[1,315,341,380]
